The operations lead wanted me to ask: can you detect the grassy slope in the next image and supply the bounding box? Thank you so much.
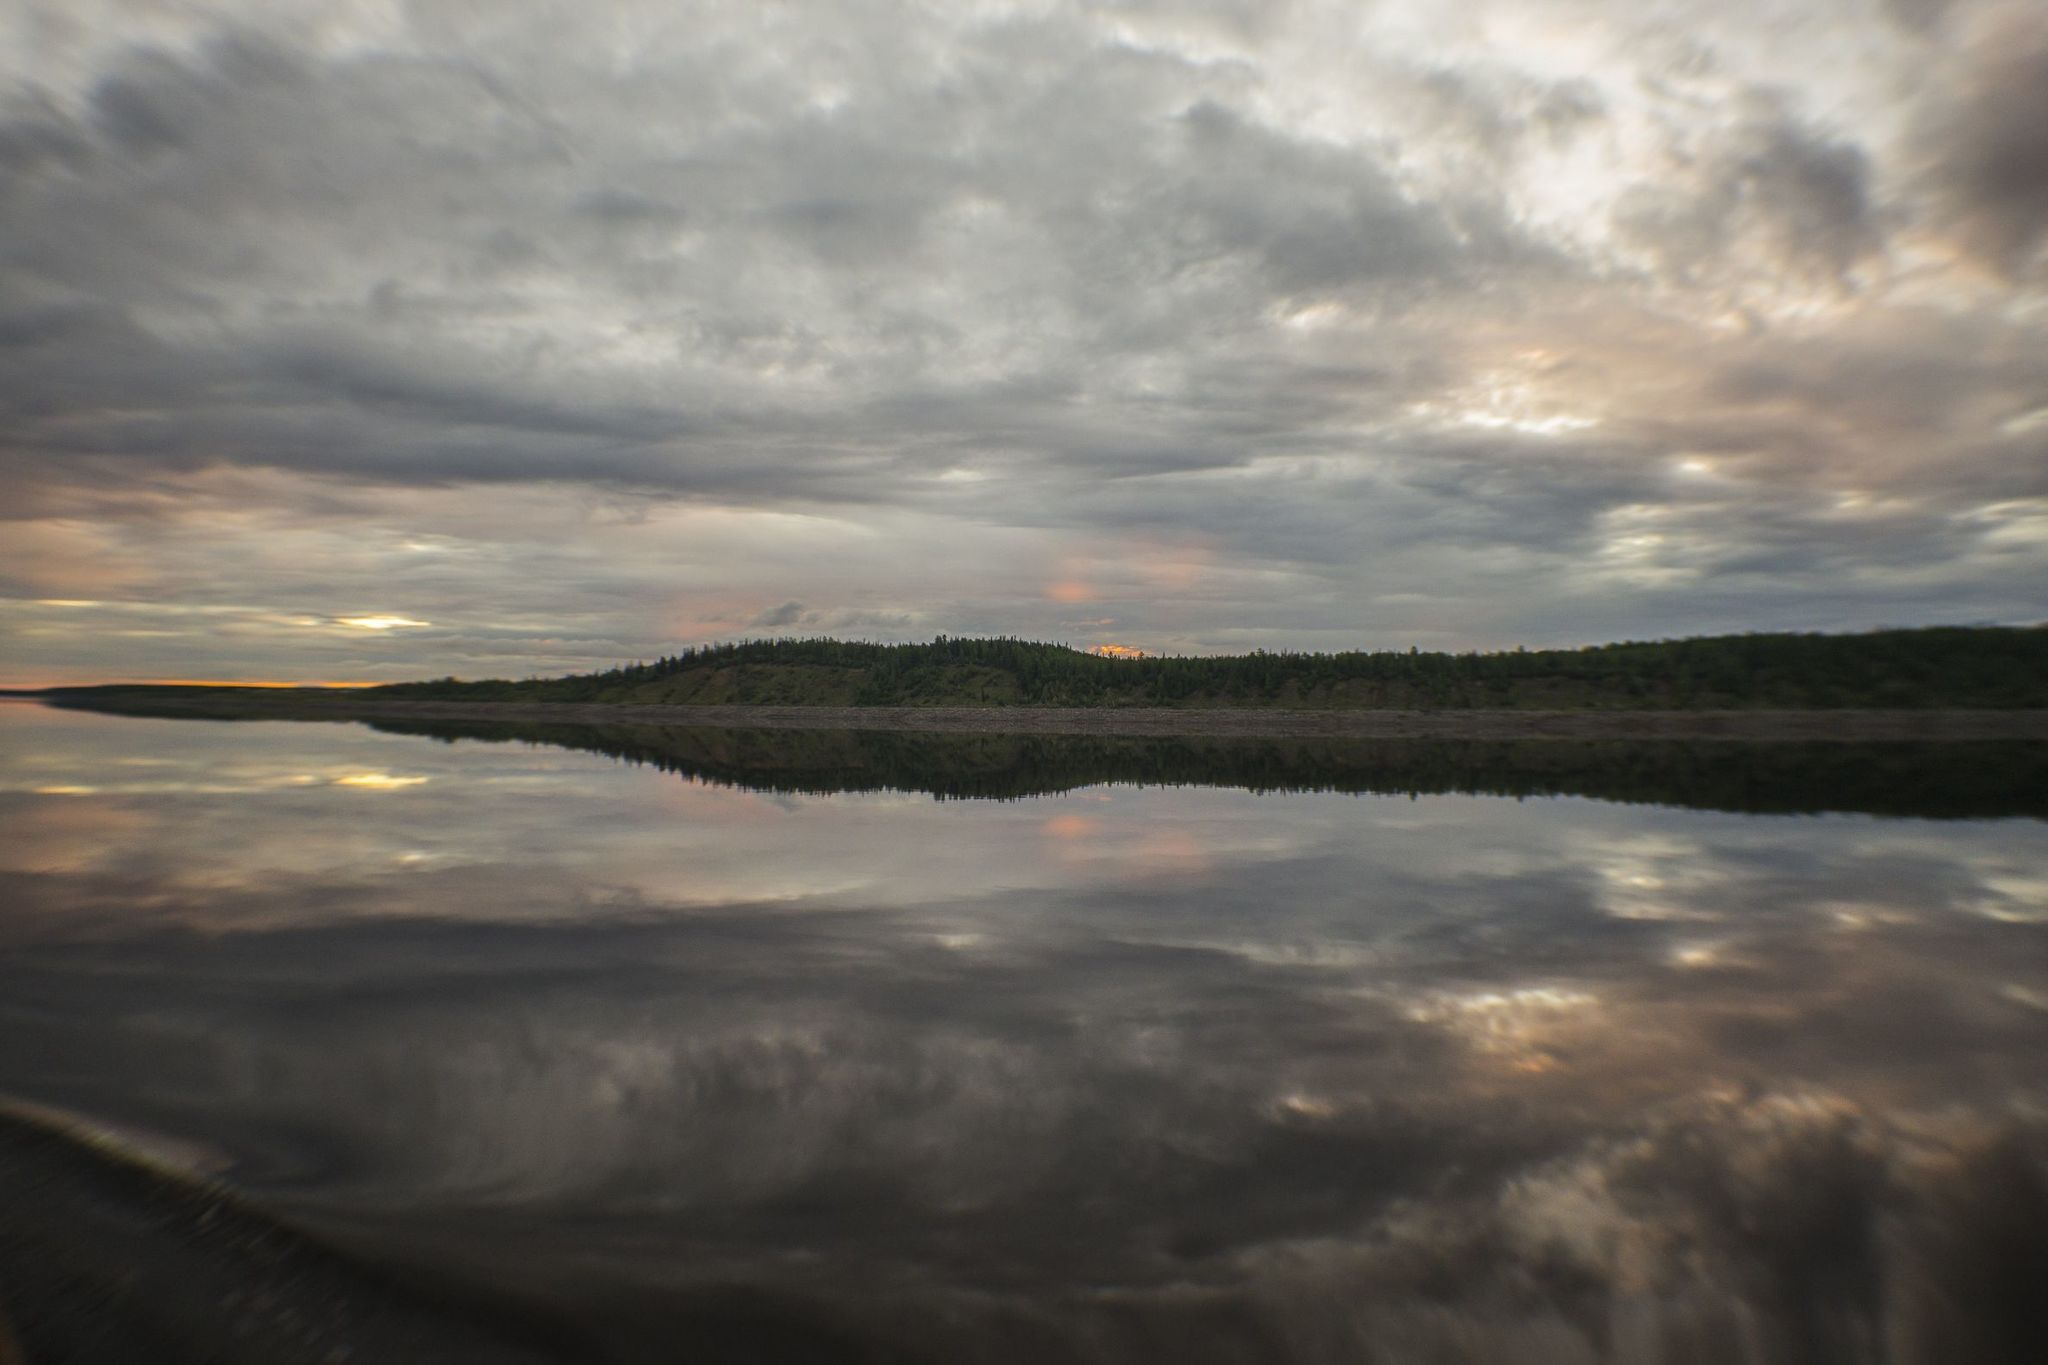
[369,626,2048,710]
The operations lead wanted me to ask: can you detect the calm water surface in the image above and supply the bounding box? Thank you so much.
[4,702,2047,1362]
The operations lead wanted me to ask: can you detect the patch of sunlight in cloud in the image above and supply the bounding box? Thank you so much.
[1586,504,1701,589]
[1455,409,1600,436]
[333,615,432,631]
[1410,360,1601,438]
[1277,300,1350,331]
[1830,490,1920,517]
[1962,500,2048,550]
[1670,940,1735,970]
[1671,456,1727,480]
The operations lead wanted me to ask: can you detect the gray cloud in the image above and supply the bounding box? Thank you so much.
[750,599,809,628]
[1615,97,1880,289]
[0,1,2044,680]
[1912,15,2048,275]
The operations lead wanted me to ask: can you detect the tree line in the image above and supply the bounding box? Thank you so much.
[371,626,2048,710]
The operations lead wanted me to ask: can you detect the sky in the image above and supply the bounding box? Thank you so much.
[1,0,2045,684]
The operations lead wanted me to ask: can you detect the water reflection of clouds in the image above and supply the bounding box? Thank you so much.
[20,769,428,795]
[1588,831,1727,922]
[3,709,2046,1360]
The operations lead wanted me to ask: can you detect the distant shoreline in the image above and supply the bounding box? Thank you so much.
[34,687,2048,741]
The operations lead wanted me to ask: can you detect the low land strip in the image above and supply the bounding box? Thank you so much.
[38,688,2048,741]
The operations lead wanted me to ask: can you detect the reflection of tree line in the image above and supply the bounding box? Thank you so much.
[366,718,2048,817]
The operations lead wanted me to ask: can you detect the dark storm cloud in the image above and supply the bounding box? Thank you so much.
[1883,0,1959,33]
[0,18,1469,499]
[1734,115,1879,279]
[1615,98,1879,287]
[1912,15,2048,275]
[750,599,809,628]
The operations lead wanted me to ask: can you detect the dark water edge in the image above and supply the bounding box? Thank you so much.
[363,716,2048,818]
[8,1100,2048,1365]
[0,1110,575,1364]
[0,1108,933,1365]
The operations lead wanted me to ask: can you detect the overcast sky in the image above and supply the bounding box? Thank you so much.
[2,0,2044,682]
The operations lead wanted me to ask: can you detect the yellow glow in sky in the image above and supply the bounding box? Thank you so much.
[333,615,431,631]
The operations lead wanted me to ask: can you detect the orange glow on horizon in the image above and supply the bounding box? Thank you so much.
[1084,643,1151,659]
[142,678,386,688]
[4,679,387,691]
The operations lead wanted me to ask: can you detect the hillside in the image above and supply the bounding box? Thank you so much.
[369,626,2048,710]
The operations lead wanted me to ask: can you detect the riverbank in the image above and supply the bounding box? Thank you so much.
[36,687,2048,740]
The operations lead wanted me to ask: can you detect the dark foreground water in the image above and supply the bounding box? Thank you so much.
[3,702,2047,1363]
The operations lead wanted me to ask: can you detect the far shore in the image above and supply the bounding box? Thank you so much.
[33,687,2048,741]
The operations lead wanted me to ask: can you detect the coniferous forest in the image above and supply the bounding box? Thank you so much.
[370,626,2047,710]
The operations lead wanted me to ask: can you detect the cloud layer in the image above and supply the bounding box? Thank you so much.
[3,0,2046,680]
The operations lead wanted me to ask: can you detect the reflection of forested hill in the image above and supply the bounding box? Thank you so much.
[369,627,2048,710]
[368,718,2048,818]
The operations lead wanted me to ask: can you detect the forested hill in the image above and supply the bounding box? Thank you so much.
[371,626,2047,710]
